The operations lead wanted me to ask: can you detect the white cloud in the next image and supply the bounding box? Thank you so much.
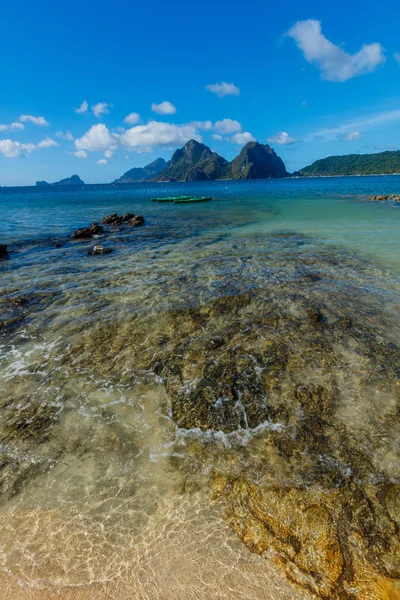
[341,130,363,141]
[97,158,108,165]
[0,136,59,158]
[56,130,74,141]
[267,131,298,145]
[119,120,200,151]
[286,20,385,82]
[0,122,24,132]
[72,150,88,158]
[0,139,36,158]
[19,115,49,126]
[205,82,240,97]
[75,101,89,114]
[75,123,118,152]
[124,112,140,125]
[104,149,114,159]
[192,120,213,131]
[37,137,58,148]
[92,102,111,118]
[231,132,256,145]
[395,53,400,66]
[308,108,400,142]
[212,134,223,141]
[214,119,242,134]
[151,101,176,115]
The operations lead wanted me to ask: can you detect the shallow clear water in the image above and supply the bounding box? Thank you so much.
[0,177,400,599]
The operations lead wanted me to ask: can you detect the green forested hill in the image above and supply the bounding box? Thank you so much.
[299,151,400,176]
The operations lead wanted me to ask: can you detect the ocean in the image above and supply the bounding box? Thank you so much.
[0,177,399,599]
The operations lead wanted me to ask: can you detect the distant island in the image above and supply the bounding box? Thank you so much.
[115,140,288,183]
[36,175,85,186]
[33,147,400,189]
[299,150,400,177]
[113,158,168,183]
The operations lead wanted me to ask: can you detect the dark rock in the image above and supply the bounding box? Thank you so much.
[87,245,113,256]
[102,213,121,225]
[129,215,144,227]
[55,243,62,249]
[306,306,324,326]
[70,223,104,240]
[0,244,8,259]
[121,212,135,222]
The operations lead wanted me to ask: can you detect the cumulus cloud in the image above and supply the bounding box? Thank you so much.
[72,150,88,158]
[97,158,108,165]
[205,82,240,97]
[0,140,36,158]
[231,132,255,144]
[286,20,385,82]
[75,101,89,114]
[214,119,242,135]
[151,101,176,115]
[92,102,111,118]
[267,131,298,145]
[119,120,200,151]
[395,53,400,66]
[19,115,49,126]
[0,137,57,158]
[0,122,24,132]
[124,112,140,125]
[56,130,74,141]
[37,137,58,148]
[104,149,114,159]
[341,130,363,141]
[75,123,118,152]
[212,134,223,141]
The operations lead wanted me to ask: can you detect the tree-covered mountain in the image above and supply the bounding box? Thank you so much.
[299,151,400,176]
[114,158,168,183]
[229,142,288,179]
[154,140,229,181]
[36,175,84,186]
[151,139,287,181]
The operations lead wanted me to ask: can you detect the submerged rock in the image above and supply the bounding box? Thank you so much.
[87,245,113,255]
[70,223,104,239]
[0,244,8,259]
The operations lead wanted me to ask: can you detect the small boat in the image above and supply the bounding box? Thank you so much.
[152,195,194,202]
[174,196,212,203]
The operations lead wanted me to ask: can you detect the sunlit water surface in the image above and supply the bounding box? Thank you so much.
[0,177,400,599]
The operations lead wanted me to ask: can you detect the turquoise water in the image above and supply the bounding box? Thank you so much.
[0,177,400,599]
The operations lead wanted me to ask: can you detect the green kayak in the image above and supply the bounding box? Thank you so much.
[152,195,194,202]
[174,197,212,203]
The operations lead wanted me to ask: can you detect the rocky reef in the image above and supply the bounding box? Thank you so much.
[1,229,400,598]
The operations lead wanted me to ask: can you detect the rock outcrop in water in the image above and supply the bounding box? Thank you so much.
[70,223,104,239]
[0,244,8,259]
[36,175,84,186]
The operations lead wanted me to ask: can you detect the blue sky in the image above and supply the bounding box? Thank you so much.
[1,0,400,185]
